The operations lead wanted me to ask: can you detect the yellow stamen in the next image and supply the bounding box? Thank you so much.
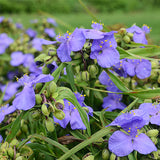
[110,45,112,47]
[105,40,108,42]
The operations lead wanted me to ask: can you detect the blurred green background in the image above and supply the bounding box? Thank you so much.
[1,0,160,44]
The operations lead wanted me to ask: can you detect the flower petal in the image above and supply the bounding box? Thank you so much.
[133,133,157,154]
[13,86,35,110]
[108,131,133,157]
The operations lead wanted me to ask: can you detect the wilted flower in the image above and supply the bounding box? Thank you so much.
[12,74,53,110]
[108,109,157,157]
[47,18,57,26]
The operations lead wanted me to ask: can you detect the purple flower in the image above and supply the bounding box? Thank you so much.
[47,18,57,26]
[32,38,56,51]
[127,24,151,45]
[90,31,120,68]
[12,74,53,110]
[56,28,86,62]
[10,51,25,66]
[108,109,156,157]
[0,16,4,23]
[91,21,103,30]
[44,28,56,38]
[25,28,37,38]
[123,59,151,79]
[16,23,23,29]
[47,61,58,73]
[0,33,14,54]
[0,82,20,101]
[0,135,3,143]
[139,103,160,125]
[54,92,93,130]
[0,104,16,123]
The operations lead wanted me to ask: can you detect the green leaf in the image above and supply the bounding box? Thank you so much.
[105,69,130,92]
[66,64,77,92]
[126,42,160,48]
[0,54,11,61]
[56,87,91,136]
[117,46,158,61]
[0,83,8,105]
[6,111,29,142]
[124,88,160,99]
[27,134,80,160]
[58,126,116,160]
[70,130,87,140]
[128,153,136,160]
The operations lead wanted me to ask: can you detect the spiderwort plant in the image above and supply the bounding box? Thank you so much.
[108,109,157,157]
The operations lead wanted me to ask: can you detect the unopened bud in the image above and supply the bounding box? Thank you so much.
[10,139,19,147]
[53,109,65,120]
[45,117,55,132]
[35,83,43,91]
[82,107,89,113]
[35,94,42,105]
[21,124,28,133]
[48,81,57,94]
[44,56,52,63]
[151,60,159,69]
[55,100,64,110]
[7,147,14,158]
[74,65,80,74]
[119,28,127,35]
[151,137,158,145]
[82,71,89,81]
[147,129,159,137]
[32,111,41,119]
[41,104,50,116]
[48,47,56,56]
[127,32,133,39]
[42,66,50,74]
[15,156,23,160]
[102,149,110,160]
[1,142,9,149]
[82,153,94,160]
[94,138,104,146]
[43,90,50,98]
[123,35,131,43]
[110,153,116,160]
[88,65,98,78]
[74,53,81,59]
[20,145,33,157]
[34,54,46,62]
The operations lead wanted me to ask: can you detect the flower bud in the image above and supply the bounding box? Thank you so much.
[42,66,50,74]
[151,137,158,145]
[73,53,81,59]
[147,129,159,137]
[35,94,42,105]
[43,90,50,98]
[55,100,64,110]
[21,124,28,133]
[123,35,131,43]
[48,47,56,56]
[53,109,65,120]
[82,71,89,81]
[48,81,57,94]
[82,153,94,160]
[35,83,43,91]
[119,28,127,36]
[88,65,99,78]
[7,147,14,158]
[15,156,23,160]
[75,73,82,82]
[20,146,33,157]
[82,107,89,113]
[110,153,116,160]
[1,142,9,149]
[41,104,50,116]
[151,60,159,69]
[94,138,104,146]
[34,54,46,63]
[127,32,133,39]
[131,79,137,90]
[44,56,52,63]
[45,117,55,132]
[74,65,81,74]
[52,92,58,99]
[102,149,110,160]
[32,111,41,119]
[10,139,19,147]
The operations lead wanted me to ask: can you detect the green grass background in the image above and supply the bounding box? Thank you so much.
[3,10,160,44]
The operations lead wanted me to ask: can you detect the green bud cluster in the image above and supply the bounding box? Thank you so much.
[102,149,110,160]
[0,139,32,160]
[82,153,94,160]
